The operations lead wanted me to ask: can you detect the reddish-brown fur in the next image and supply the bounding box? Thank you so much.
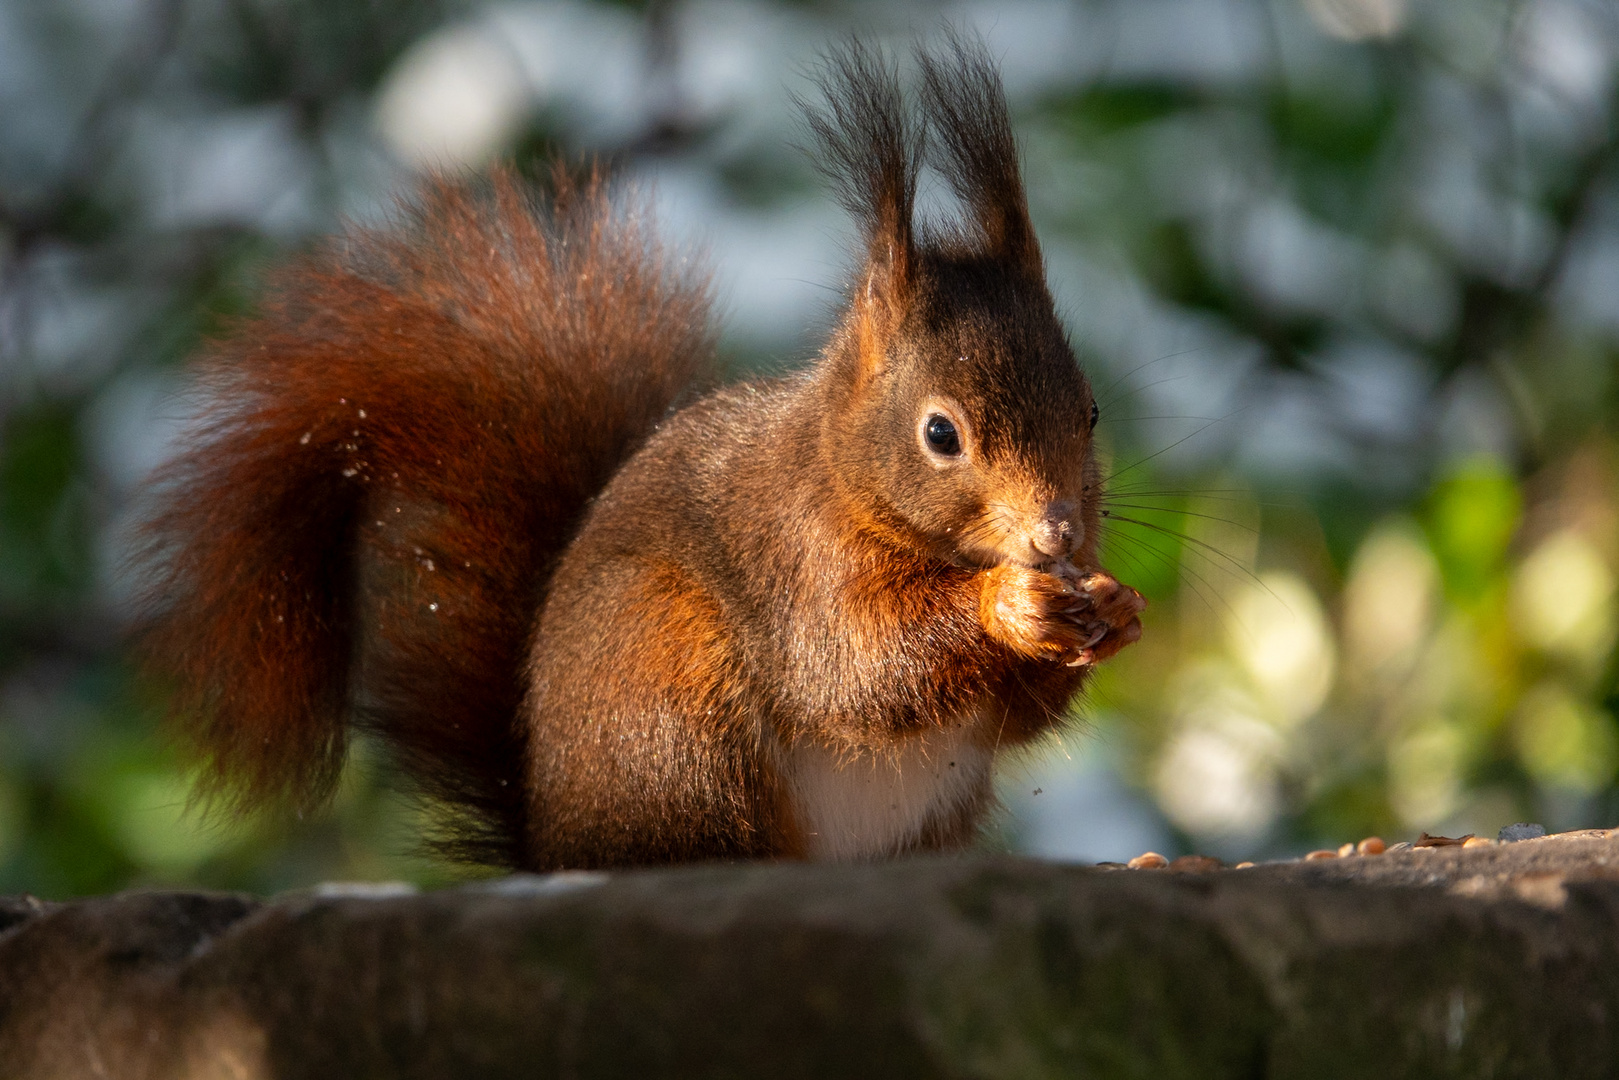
[136,34,1144,871]
[136,165,714,865]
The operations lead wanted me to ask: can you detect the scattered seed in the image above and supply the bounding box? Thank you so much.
[1357,837,1386,855]
[1127,852,1168,870]
[1234,861,1255,869]
[1305,849,1338,860]
[1338,842,1355,857]
[1169,855,1223,873]
[1462,836,1493,848]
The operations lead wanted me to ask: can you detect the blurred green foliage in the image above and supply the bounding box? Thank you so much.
[1028,0,1619,859]
[1,0,1617,893]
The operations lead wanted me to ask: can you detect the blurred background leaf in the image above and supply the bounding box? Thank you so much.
[1,0,1616,894]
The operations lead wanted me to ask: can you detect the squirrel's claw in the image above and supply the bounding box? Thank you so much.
[1059,572,1145,667]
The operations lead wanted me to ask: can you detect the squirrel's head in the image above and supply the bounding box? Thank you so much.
[807,33,1101,571]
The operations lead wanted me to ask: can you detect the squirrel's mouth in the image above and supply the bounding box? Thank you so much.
[945,525,1086,576]
[953,504,1084,572]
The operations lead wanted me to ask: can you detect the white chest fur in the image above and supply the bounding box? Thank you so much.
[782,722,991,860]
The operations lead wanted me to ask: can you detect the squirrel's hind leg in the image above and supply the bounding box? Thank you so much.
[519,556,791,869]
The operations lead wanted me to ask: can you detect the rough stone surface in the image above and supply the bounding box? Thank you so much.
[5,830,1619,1078]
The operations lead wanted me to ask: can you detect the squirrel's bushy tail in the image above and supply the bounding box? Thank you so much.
[135,165,714,866]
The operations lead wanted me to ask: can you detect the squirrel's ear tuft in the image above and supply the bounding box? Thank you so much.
[798,40,920,305]
[917,29,1042,277]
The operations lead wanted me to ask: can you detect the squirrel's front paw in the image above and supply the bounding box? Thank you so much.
[979,566,1146,666]
[1059,570,1146,667]
[979,565,1096,661]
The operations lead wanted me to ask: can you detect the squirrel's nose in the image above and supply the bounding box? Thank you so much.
[1029,505,1075,559]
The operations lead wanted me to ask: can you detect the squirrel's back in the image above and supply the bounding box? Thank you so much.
[136,166,715,864]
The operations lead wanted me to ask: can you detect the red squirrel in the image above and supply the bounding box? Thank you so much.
[136,35,1145,871]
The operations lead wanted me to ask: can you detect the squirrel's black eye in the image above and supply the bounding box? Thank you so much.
[1089,402,1100,430]
[924,415,962,456]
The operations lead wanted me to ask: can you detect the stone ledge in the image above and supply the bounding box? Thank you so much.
[5,831,1619,1078]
